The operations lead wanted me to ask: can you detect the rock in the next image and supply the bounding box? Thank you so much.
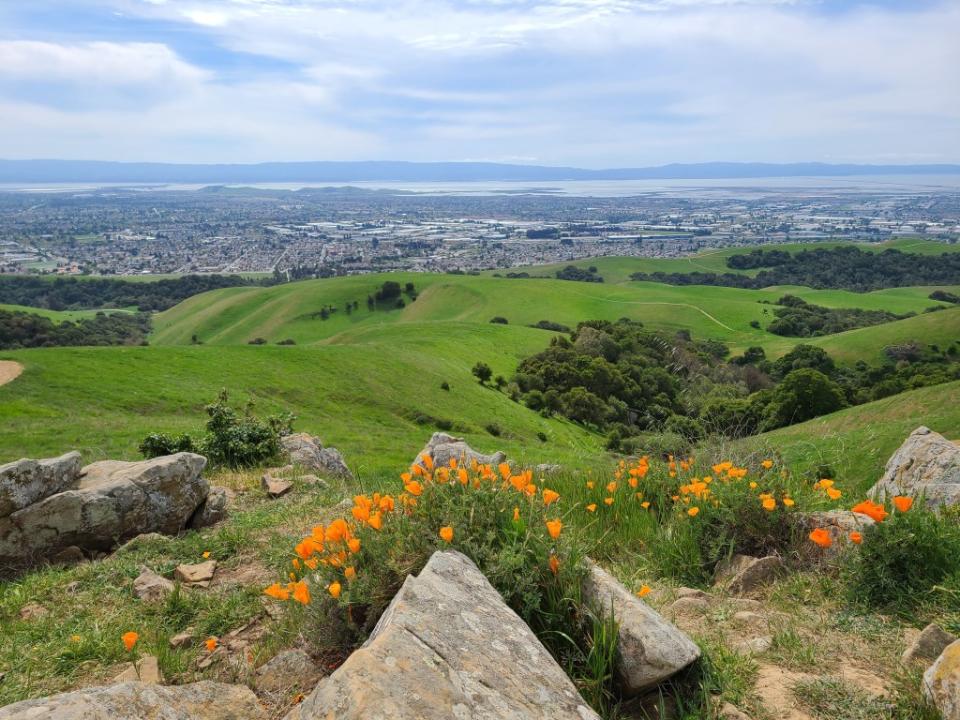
[169,629,195,649]
[718,701,752,720]
[581,559,701,696]
[727,598,764,612]
[255,649,320,695]
[0,453,209,567]
[904,624,958,664]
[734,635,773,654]
[0,451,82,518]
[261,474,293,498]
[535,464,562,475]
[133,568,175,602]
[18,602,48,621]
[677,587,710,601]
[291,550,600,720]
[0,680,266,719]
[112,655,162,684]
[299,474,326,487]
[280,433,353,480]
[188,487,228,529]
[51,546,86,566]
[731,611,769,635]
[668,597,711,616]
[175,560,217,587]
[412,432,506,470]
[714,555,785,595]
[924,639,960,719]
[870,426,960,510]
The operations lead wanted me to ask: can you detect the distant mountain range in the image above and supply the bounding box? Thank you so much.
[1,160,959,184]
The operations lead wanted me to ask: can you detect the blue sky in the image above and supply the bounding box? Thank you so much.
[0,0,957,166]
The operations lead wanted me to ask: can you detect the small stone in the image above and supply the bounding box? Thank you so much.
[904,624,958,664]
[51,546,86,566]
[732,611,768,632]
[174,560,217,587]
[112,655,162,684]
[668,596,710,615]
[719,701,752,720]
[169,629,195,649]
[261,474,293,498]
[18,602,48,621]
[714,555,786,595]
[255,649,320,694]
[735,636,773,654]
[299,474,327,487]
[676,587,710,601]
[133,568,175,602]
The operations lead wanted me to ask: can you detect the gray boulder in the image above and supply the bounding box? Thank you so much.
[0,453,208,566]
[0,681,265,720]
[904,624,958,664]
[413,432,506,470]
[289,550,599,720]
[869,426,960,510]
[255,649,321,695]
[133,567,175,603]
[0,452,82,518]
[924,639,960,719]
[281,433,353,480]
[582,559,700,695]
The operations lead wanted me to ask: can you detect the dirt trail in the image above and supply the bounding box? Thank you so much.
[0,361,24,387]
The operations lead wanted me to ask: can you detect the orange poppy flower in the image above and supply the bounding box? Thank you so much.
[542,489,560,506]
[291,580,311,605]
[513,506,520,521]
[205,637,218,652]
[687,507,700,517]
[762,497,776,511]
[439,526,454,543]
[606,481,618,493]
[849,531,863,545]
[636,585,651,598]
[545,519,563,540]
[809,528,832,548]
[549,555,560,575]
[851,500,888,523]
[328,582,342,599]
[121,631,139,652]
[893,496,914,513]
[344,566,357,581]
[604,497,614,506]
[263,582,290,601]
[421,454,434,471]
[586,503,597,512]
[761,459,773,469]
[404,481,423,497]
[641,501,651,509]
[368,512,383,531]
[347,538,361,554]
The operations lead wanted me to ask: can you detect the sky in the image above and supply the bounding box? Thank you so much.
[0,0,957,167]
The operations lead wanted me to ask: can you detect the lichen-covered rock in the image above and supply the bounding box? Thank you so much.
[413,433,506,470]
[581,559,701,696]
[924,639,960,719]
[280,433,353,480]
[870,426,960,510]
[0,681,265,720]
[289,550,599,720]
[714,555,785,595]
[0,452,82,518]
[0,453,208,567]
[255,649,320,695]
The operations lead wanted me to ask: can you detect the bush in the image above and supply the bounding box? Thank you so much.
[485,423,502,437]
[440,381,450,391]
[472,361,493,385]
[278,338,296,345]
[139,389,294,469]
[138,432,195,458]
[489,316,509,324]
[842,505,960,612]
[619,431,689,459]
[247,337,267,345]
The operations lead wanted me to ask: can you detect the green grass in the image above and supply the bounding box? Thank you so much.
[151,271,960,366]
[752,380,960,492]
[0,326,602,472]
[0,304,134,322]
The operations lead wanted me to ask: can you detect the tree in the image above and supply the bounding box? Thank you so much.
[561,386,608,427]
[762,369,847,429]
[472,362,493,385]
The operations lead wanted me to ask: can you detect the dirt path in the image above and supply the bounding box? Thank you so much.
[0,361,24,387]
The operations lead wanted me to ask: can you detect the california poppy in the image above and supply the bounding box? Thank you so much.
[205,637,218,652]
[687,507,700,517]
[893,496,914,513]
[344,567,357,581]
[809,528,832,548]
[636,585,651,598]
[545,519,562,540]
[849,531,863,545]
[328,582,342,599]
[291,580,311,605]
[542,489,560,506]
[762,497,776,511]
[549,555,560,575]
[439,526,454,543]
[122,631,139,652]
[586,503,597,512]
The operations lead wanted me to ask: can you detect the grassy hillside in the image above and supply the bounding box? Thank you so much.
[492,238,960,284]
[151,272,960,365]
[748,380,960,492]
[0,324,603,473]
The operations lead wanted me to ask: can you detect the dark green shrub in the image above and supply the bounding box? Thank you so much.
[489,316,509,324]
[485,423,502,437]
[842,506,960,612]
[138,432,195,458]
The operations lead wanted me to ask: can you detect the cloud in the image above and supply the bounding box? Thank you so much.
[0,0,957,163]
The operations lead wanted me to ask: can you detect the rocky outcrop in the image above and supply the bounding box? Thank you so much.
[904,624,957,664]
[289,550,600,720]
[0,681,265,720]
[869,426,960,510]
[281,433,353,480]
[0,452,82,518]
[413,433,506,469]
[581,560,700,695]
[0,452,210,568]
[188,486,229,529]
[714,555,785,595]
[924,639,960,719]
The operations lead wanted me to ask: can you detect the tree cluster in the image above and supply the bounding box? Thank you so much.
[766,294,906,337]
[0,309,151,349]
